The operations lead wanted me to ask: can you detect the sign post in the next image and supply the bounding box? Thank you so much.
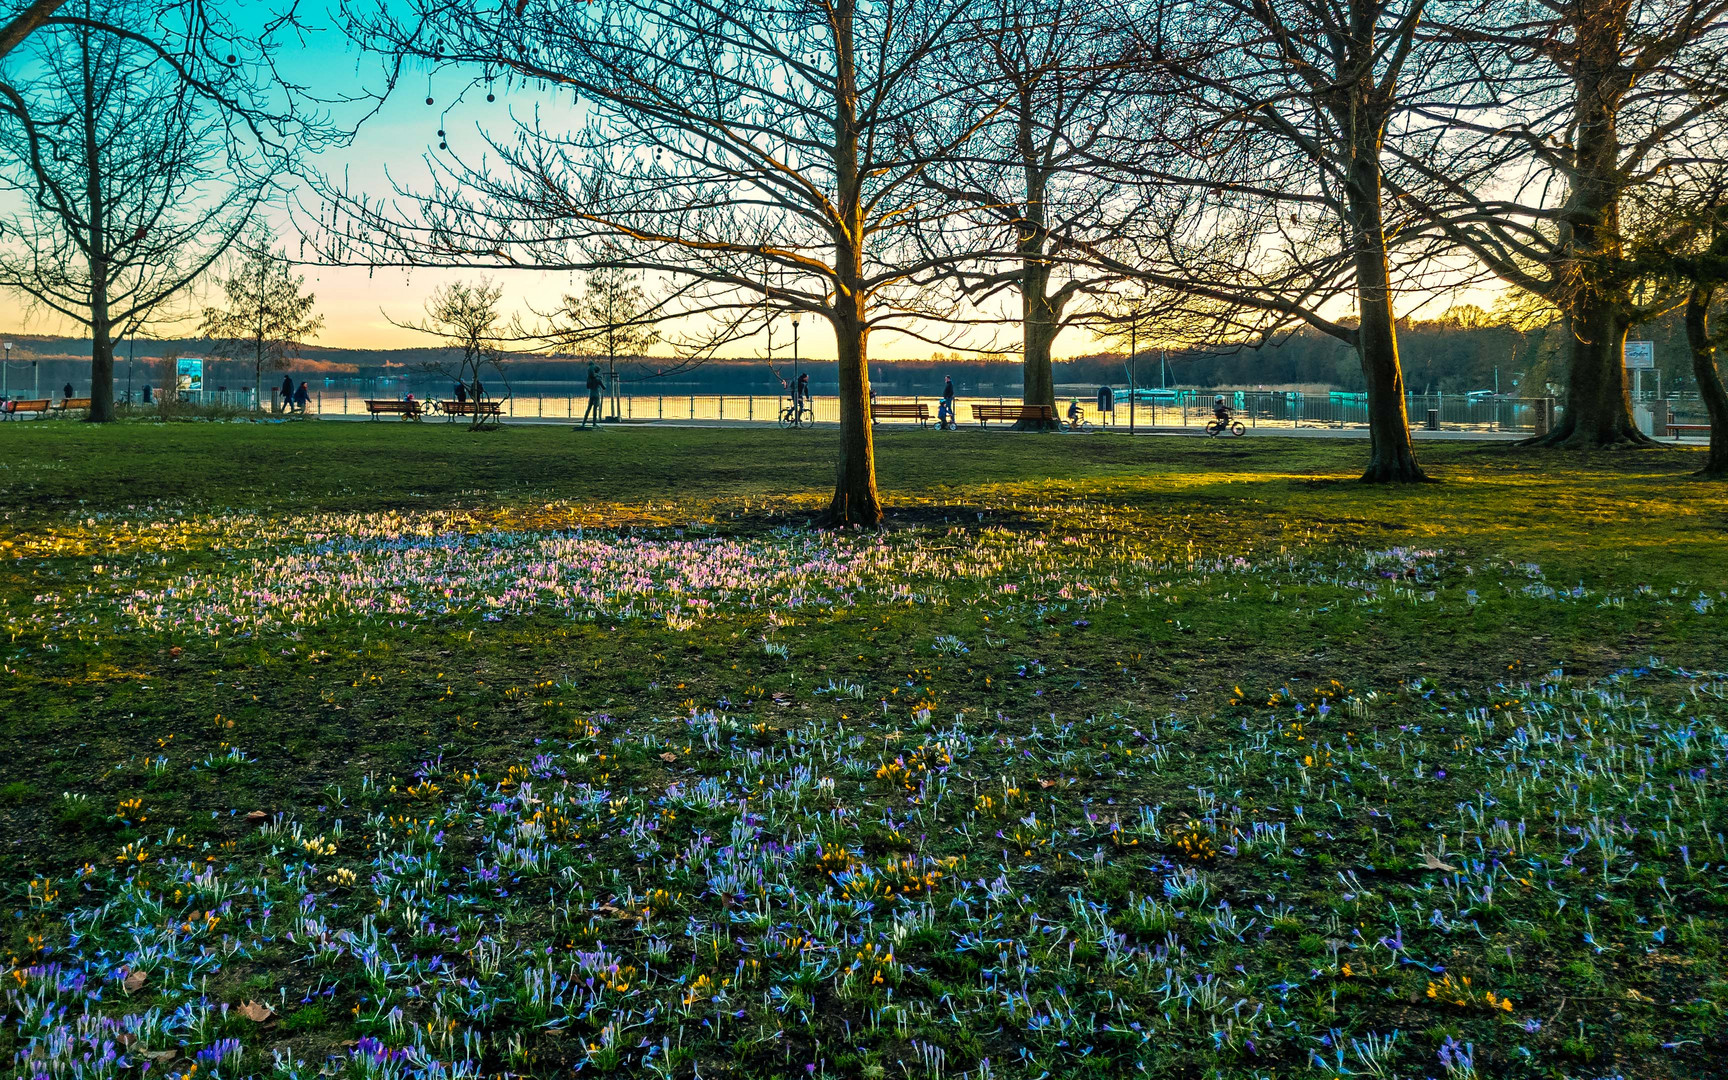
[1624,341,1654,401]
[176,358,204,400]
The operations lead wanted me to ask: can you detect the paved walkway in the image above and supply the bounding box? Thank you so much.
[323,413,1711,443]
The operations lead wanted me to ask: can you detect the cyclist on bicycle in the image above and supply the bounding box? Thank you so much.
[1208,395,1235,437]
[1067,399,1084,429]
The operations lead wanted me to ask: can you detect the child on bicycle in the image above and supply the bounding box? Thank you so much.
[1067,399,1084,429]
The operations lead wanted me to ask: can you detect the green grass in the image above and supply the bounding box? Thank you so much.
[1,420,1725,1079]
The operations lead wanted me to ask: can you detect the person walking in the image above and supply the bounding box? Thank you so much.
[579,363,606,429]
[939,376,956,430]
[293,380,310,414]
[280,374,294,414]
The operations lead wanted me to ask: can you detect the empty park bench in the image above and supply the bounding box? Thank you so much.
[54,397,91,414]
[364,399,422,420]
[1,398,51,419]
[1668,423,1711,440]
[440,400,503,422]
[971,403,1055,428]
[870,401,930,427]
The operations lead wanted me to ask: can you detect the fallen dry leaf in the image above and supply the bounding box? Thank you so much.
[245,810,267,825]
[140,1049,178,1065]
[659,752,677,763]
[122,969,147,994]
[1420,852,1458,873]
[1038,779,1058,789]
[238,1001,274,1023]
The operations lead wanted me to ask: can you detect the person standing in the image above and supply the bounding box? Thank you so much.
[579,363,605,429]
[454,381,468,404]
[939,376,956,430]
[62,382,74,400]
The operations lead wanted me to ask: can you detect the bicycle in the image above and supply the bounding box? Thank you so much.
[779,398,813,428]
[1204,416,1246,437]
[1062,416,1093,432]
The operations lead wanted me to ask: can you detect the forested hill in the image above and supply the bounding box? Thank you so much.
[0,308,1697,395]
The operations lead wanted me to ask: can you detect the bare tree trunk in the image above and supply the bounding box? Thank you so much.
[1344,109,1424,482]
[823,0,882,527]
[1686,285,1728,476]
[82,33,115,424]
[1014,110,1058,432]
[1537,300,1649,445]
[1018,264,1060,431]
[828,297,881,525]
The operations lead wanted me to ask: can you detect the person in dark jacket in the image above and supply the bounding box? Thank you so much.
[939,376,956,429]
[62,382,74,399]
[579,363,605,429]
[280,374,294,413]
[293,381,310,413]
[454,381,468,404]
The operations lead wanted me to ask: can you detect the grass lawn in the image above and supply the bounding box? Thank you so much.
[1,420,1724,1079]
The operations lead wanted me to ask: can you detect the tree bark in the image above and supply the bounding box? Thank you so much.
[1685,285,1728,476]
[1342,88,1424,482]
[827,298,882,526]
[1017,264,1060,431]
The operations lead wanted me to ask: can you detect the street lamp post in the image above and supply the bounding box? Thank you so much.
[791,311,800,385]
[2,342,10,398]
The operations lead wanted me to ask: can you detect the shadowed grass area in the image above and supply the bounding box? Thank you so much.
[0,421,1724,1079]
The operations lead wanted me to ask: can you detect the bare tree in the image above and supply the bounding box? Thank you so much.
[1101,0,1465,481]
[0,0,262,420]
[549,264,662,423]
[329,0,987,524]
[919,0,1133,428]
[1407,0,1728,446]
[406,277,509,429]
[199,231,324,410]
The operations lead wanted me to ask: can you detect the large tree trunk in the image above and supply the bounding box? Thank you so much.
[1343,106,1424,482]
[1014,112,1058,432]
[1530,0,1650,447]
[89,318,115,421]
[827,299,881,526]
[1017,267,1060,431]
[81,22,115,424]
[1685,285,1728,476]
[1533,300,1650,445]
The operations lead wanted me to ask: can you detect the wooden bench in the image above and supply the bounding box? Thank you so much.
[1,398,50,419]
[972,403,1055,427]
[364,399,422,420]
[1668,423,1711,439]
[441,400,503,422]
[870,401,930,427]
[54,397,91,412]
